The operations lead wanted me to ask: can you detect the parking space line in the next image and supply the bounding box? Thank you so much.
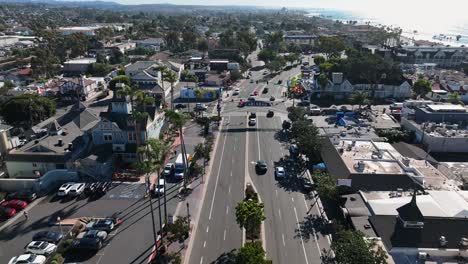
[206,226,209,233]
[282,233,286,247]
[226,206,229,215]
[203,241,206,248]
[200,256,204,264]
[291,197,294,202]
[224,229,227,240]
[278,208,282,221]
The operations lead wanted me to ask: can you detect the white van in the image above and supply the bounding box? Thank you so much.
[174,154,190,179]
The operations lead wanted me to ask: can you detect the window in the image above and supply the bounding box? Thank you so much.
[103,134,113,142]
[32,163,37,167]
[128,132,136,141]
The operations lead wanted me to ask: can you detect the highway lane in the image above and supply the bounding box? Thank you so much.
[248,114,329,264]
[188,116,246,264]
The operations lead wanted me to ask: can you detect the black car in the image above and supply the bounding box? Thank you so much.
[84,183,99,196]
[302,178,316,193]
[33,231,63,244]
[6,190,37,202]
[71,238,102,250]
[266,110,274,118]
[175,104,186,109]
[277,80,283,84]
[255,160,268,174]
[262,87,269,94]
[249,112,256,119]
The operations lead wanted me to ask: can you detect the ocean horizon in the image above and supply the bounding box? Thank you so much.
[306,8,468,47]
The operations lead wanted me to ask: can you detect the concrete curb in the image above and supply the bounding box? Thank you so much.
[0,196,47,233]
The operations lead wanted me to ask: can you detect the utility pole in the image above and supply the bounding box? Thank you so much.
[146,177,158,250]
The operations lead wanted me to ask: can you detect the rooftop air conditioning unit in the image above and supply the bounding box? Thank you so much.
[418,252,427,260]
[346,144,353,151]
[439,236,448,247]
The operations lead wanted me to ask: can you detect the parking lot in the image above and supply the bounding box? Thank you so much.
[0,181,181,264]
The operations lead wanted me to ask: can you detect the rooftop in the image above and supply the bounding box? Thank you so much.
[426,104,466,112]
[64,58,96,64]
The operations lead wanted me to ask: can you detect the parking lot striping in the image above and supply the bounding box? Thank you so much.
[203,241,206,248]
[209,117,230,220]
[228,186,231,194]
[282,233,286,247]
[294,207,310,264]
[206,226,209,233]
[223,229,227,240]
[230,171,233,177]
[226,206,229,215]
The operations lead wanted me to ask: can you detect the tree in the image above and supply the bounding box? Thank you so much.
[282,120,291,131]
[290,120,322,164]
[197,38,209,54]
[319,36,345,58]
[317,73,329,89]
[266,56,285,72]
[257,49,277,63]
[0,80,15,95]
[165,216,190,244]
[447,92,462,104]
[109,49,124,64]
[0,94,56,127]
[182,31,197,50]
[87,63,111,77]
[236,241,270,264]
[165,70,178,110]
[313,171,337,201]
[164,31,180,52]
[349,91,369,109]
[314,55,326,65]
[319,62,335,74]
[287,106,307,122]
[165,110,189,189]
[265,31,283,52]
[235,199,266,242]
[412,79,431,98]
[195,117,212,136]
[230,69,242,82]
[332,229,388,264]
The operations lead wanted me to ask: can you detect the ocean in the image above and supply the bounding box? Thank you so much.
[306,8,468,47]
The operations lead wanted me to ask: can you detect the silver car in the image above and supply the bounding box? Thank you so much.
[25,241,57,256]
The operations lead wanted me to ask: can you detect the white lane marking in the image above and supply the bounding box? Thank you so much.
[294,207,310,264]
[275,189,278,197]
[230,171,233,177]
[256,118,261,160]
[228,185,231,194]
[282,233,286,247]
[226,206,229,215]
[312,228,322,257]
[200,257,203,264]
[281,151,284,156]
[208,117,230,220]
[206,226,209,233]
[223,229,227,240]
[278,208,282,221]
[203,241,206,248]
[291,197,295,202]
[303,196,309,210]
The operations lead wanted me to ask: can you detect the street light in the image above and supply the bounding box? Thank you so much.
[57,217,62,236]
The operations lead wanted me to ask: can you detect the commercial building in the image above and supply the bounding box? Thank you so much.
[63,58,97,75]
[284,35,317,46]
[397,46,468,68]
[57,26,102,36]
[413,104,468,124]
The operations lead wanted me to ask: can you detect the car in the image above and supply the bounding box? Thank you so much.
[0,206,17,218]
[71,238,102,251]
[262,71,268,75]
[32,231,63,244]
[270,96,275,101]
[84,182,99,196]
[266,110,274,117]
[154,179,165,196]
[96,182,111,195]
[248,118,256,126]
[175,104,186,109]
[81,230,108,242]
[262,87,269,94]
[255,161,268,173]
[25,241,57,256]
[275,167,286,178]
[8,254,46,264]
[238,101,245,107]
[163,163,175,177]
[87,219,115,232]
[194,103,208,111]
[250,79,254,83]
[253,91,258,96]
[248,96,256,101]
[302,178,316,193]
[1,199,27,210]
[6,190,37,202]
[57,182,75,196]
[249,112,256,119]
[289,144,299,156]
[69,183,85,196]
[278,79,283,84]
[298,101,310,107]
[232,89,240,96]
[309,104,321,115]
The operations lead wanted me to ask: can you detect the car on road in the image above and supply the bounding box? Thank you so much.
[238,100,245,107]
[0,206,17,218]
[249,112,256,119]
[194,103,208,111]
[309,104,321,115]
[69,183,85,196]
[1,199,27,210]
[25,241,57,256]
[270,96,275,101]
[262,87,268,94]
[163,163,175,177]
[289,144,299,156]
[266,110,274,118]
[275,167,286,178]
[262,71,268,75]
[80,230,108,242]
[6,190,37,202]
[248,118,256,126]
[154,179,165,196]
[8,254,46,264]
[232,89,240,96]
[87,219,115,232]
[57,182,75,196]
[250,79,254,83]
[71,238,102,251]
[32,231,63,244]
[302,178,316,193]
[248,96,256,101]
[175,104,186,109]
[255,160,268,174]
[277,79,283,84]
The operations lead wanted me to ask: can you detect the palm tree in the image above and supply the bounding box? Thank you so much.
[131,111,148,161]
[165,70,178,110]
[135,90,155,112]
[154,65,168,106]
[349,91,369,110]
[165,109,189,189]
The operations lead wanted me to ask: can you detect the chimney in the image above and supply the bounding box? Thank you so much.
[58,139,63,146]
[68,143,73,151]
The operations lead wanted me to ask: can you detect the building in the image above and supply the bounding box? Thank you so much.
[63,58,97,75]
[0,124,13,157]
[90,91,165,163]
[0,36,19,48]
[107,41,136,53]
[5,103,100,178]
[397,46,468,68]
[58,77,100,102]
[413,104,468,124]
[6,67,33,85]
[321,138,447,191]
[284,35,316,46]
[57,26,102,36]
[136,38,164,52]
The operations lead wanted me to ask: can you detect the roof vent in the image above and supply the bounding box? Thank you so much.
[354,161,365,172]
[57,139,63,146]
[402,158,410,166]
[439,236,448,247]
[460,237,468,248]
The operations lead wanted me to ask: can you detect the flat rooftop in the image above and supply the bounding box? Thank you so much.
[425,104,466,112]
[64,58,96,64]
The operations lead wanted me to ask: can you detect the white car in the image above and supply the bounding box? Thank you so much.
[8,254,46,264]
[233,89,240,96]
[309,104,321,115]
[68,183,85,196]
[25,241,57,256]
[248,96,256,101]
[154,179,165,195]
[275,167,286,178]
[163,163,174,177]
[248,118,257,126]
[57,182,75,196]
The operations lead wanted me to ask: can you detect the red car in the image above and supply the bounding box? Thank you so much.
[1,199,27,210]
[253,91,258,96]
[0,207,16,218]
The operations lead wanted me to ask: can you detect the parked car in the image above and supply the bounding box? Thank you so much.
[163,163,175,177]
[69,183,85,197]
[253,91,258,96]
[270,96,275,101]
[267,110,274,118]
[0,206,17,218]
[1,199,28,210]
[248,118,257,126]
[289,144,299,156]
[238,100,245,107]
[154,179,165,196]
[255,160,268,174]
[8,254,46,264]
[275,167,286,178]
[80,230,108,242]
[194,103,207,111]
[57,182,75,196]
[84,183,99,196]
[232,89,240,96]
[302,178,316,193]
[309,104,321,115]
[277,79,283,84]
[249,112,256,119]
[32,231,63,244]
[250,79,254,83]
[6,190,37,202]
[262,87,268,94]
[248,96,256,101]
[25,241,57,256]
[175,104,187,109]
[71,238,102,251]
[87,219,115,232]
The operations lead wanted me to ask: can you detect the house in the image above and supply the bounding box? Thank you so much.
[284,35,317,47]
[6,67,33,86]
[14,40,34,49]
[397,46,468,68]
[57,26,103,36]
[136,38,164,52]
[90,90,165,163]
[59,77,100,102]
[107,41,136,53]
[5,102,100,178]
[63,58,96,76]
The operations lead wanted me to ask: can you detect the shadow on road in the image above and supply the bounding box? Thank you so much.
[274,157,308,193]
[211,250,237,264]
[294,214,333,243]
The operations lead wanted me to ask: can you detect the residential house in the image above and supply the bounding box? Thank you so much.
[107,41,136,53]
[6,67,33,86]
[136,38,164,52]
[57,26,103,36]
[59,77,100,102]
[284,35,317,47]
[397,46,468,68]
[5,103,100,178]
[63,58,96,76]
